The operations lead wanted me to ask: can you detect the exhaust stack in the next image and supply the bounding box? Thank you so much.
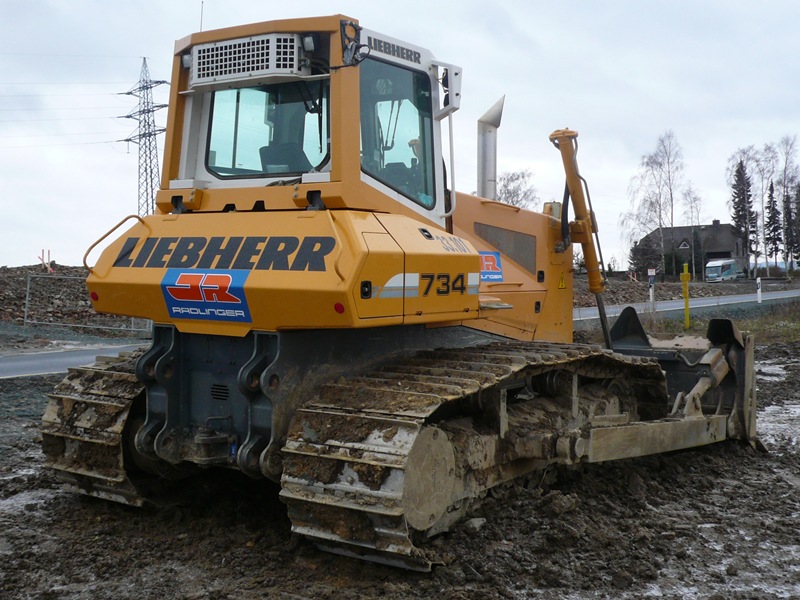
[477,96,505,200]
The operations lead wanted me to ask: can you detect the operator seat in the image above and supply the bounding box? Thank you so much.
[381,162,411,192]
[259,143,312,174]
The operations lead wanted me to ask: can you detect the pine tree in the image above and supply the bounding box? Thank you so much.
[764,181,782,269]
[628,238,661,277]
[783,190,795,267]
[730,160,758,272]
[790,185,800,265]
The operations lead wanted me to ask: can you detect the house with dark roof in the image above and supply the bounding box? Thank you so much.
[635,219,746,276]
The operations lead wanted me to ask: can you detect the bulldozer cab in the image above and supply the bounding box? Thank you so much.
[158,17,460,225]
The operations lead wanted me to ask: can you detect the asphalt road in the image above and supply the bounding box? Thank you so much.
[574,287,800,322]
[0,345,143,379]
[2,287,798,378]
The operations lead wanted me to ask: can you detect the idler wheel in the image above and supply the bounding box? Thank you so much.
[402,426,456,531]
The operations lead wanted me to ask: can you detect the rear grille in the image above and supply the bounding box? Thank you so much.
[190,33,308,88]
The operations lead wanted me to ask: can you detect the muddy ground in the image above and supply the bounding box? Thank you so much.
[0,328,798,599]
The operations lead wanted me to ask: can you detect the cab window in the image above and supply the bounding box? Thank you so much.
[207,80,329,178]
[359,58,435,208]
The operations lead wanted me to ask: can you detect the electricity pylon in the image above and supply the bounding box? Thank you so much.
[121,58,168,217]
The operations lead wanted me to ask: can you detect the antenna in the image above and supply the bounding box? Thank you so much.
[120,58,168,217]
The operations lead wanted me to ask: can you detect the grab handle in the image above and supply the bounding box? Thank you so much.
[83,214,150,273]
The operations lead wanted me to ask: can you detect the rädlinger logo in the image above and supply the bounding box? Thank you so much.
[161,269,252,322]
[479,251,504,282]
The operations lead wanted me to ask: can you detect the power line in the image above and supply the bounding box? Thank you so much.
[0,130,126,139]
[0,81,136,85]
[0,139,120,149]
[0,92,152,98]
[0,106,133,112]
[0,116,135,123]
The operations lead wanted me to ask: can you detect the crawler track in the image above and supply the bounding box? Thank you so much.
[279,341,666,570]
[40,341,674,571]
[40,352,147,506]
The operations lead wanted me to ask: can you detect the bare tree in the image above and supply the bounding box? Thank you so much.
[776,136,798,267]
[620,130,685,277]
[572,247,585,274]
[682,184,703,280]
[752,144,777,274]
[726,145,759,185]
[496,169,538,210]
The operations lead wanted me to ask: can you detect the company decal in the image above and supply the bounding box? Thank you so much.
[366,36,421,64]
[479,251,504,282]
[113,236,335,272]
[161,269,252,322]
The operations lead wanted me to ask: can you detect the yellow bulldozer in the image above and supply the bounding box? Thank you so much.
[41,15,757,571]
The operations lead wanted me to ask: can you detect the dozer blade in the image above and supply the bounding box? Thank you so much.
[609,306,758,448]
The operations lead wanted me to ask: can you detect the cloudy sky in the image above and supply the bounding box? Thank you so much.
[2,0,798,269]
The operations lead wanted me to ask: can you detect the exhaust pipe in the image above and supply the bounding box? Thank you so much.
[477,96,505,200]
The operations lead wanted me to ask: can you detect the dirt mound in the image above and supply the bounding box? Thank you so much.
[573,275,794,308]
[0,265,132,330]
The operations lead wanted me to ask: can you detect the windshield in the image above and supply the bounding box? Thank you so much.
[359,57,435,209]
[207,80,329,178]
[706,267,722,276]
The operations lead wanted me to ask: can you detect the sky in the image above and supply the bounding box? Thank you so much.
[2,0,799,269]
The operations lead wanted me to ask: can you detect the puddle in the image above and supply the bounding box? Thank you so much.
[0,488,55,513]
[758,403,800,451]
[756,362,788,381]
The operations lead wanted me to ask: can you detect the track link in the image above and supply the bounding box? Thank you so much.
[280,341,666,570]
[40,351,147,506]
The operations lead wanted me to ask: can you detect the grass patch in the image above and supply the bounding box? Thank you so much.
[580,301,800,346]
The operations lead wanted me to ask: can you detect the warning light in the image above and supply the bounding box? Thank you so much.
[334,303,345,314]
[90,292,99,301]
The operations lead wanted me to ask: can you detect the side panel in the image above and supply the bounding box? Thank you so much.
[452,194,573,343]
[374,214,481,324]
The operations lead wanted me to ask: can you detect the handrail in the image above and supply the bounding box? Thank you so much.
[485,281,524,288]
[479,199,521,212]
[83,214,150,273]
[441,112,458,218]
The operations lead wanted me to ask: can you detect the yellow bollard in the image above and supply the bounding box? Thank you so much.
[680,263,691,330]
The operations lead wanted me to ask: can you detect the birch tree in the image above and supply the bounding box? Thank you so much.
[682,184,703,280]
[776,136,798,267]
[620,130,685,277]
[752,144,777,273]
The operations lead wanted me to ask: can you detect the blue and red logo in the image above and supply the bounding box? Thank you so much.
[479,251,504,282]
[161,269,251,322]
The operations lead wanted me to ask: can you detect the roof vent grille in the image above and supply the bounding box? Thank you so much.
[190,33,309,88]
